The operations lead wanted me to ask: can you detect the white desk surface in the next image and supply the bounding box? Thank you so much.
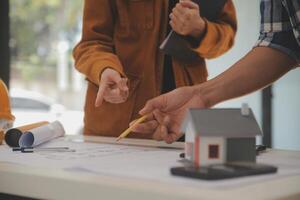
[0,135,300,200]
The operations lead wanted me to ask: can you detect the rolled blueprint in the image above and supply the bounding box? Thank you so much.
[19,121,65,148]
[5,121,49,147]
[0,129,4,145]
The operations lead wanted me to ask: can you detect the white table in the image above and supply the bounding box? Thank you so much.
[0,136,300,200]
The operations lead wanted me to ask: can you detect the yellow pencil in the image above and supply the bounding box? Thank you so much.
[116,115,148,141]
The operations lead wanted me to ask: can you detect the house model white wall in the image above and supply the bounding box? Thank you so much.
[182,106,262,167]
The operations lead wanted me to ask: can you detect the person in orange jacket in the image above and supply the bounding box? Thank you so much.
[0,79,15,144]
[73,0,237,138]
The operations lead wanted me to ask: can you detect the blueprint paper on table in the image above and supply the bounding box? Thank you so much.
[0,138,300,189]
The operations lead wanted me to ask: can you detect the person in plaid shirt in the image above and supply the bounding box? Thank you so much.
[256,0,300,62]
[132,0,300,144]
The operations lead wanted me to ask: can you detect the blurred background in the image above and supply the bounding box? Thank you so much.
[1,0,299,150]
[6,0,85,135]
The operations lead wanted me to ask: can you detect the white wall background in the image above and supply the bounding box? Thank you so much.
[273,70,300,150]
[206,0,300,150]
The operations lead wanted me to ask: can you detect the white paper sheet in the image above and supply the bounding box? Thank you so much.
[1,138,300,189]
[18,121,65,147]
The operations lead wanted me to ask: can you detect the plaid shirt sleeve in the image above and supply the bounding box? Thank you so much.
[255,0,300,64]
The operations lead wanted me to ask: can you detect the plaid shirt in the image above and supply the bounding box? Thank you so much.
[255,0,300,63]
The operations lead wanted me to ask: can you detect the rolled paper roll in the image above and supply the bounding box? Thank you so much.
[19,121,65,148]
[0,129,4,145]
[5,121,49,147]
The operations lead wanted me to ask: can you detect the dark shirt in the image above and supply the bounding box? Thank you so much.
[162,1,185,142]
[161,0,178,94]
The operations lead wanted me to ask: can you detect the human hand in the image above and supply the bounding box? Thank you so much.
[95,68,129,107]
[170,0,206,39]
[132,86,207,143]
[129,113,159,136]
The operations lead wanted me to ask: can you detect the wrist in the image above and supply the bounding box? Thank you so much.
[99,67,121,81]
[189,18,206,39]
[191,82,220,108]
[99,67,110,82]
[191,86,211,108]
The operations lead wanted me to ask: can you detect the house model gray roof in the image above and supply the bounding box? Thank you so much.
[181,108,263,137]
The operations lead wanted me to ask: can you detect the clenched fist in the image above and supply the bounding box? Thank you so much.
[170,0,206,39]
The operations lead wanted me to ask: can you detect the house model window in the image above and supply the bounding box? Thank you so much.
[209,144,219,159]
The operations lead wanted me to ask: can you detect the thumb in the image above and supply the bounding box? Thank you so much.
[117,78,129,91]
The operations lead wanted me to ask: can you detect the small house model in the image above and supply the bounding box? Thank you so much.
[182,105,262,167]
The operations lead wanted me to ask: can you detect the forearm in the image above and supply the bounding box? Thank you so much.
[193,0,237,58]
[195,47,298,107]
[73,0,125,85]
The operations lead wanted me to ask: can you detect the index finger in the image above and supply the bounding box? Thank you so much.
[164,132,179,144]
[95,81,108,107]
[179,0,199,9]
[139,95,167,115]
[173,2,187,15]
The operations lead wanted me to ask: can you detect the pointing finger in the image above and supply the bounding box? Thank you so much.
[95,81,107,107]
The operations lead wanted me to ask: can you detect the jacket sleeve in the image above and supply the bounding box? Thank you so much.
[73,0,125,85]
[193,0,237,59]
